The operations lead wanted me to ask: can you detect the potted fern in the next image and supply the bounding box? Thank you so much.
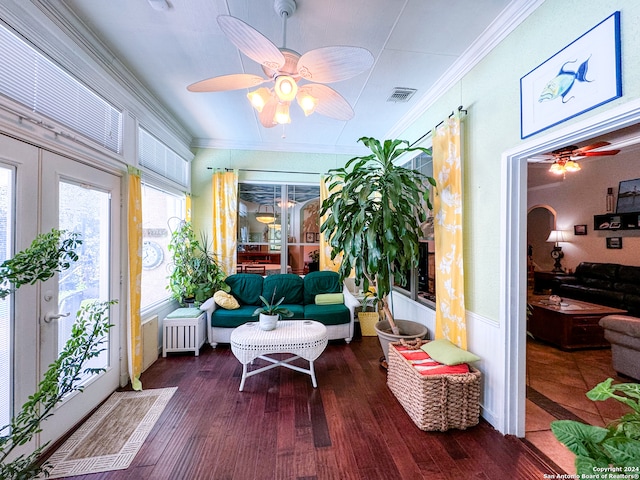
[252,288,294,331]
[320,137,436,360]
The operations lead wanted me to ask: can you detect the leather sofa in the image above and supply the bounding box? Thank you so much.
[200,271,359,347]
[553,262,640,316]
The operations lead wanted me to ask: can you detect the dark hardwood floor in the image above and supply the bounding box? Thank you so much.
[56,335,560,480]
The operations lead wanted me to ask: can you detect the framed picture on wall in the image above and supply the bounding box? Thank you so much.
[305,232,315,243]
[574,224,587,235]
[520,11,621,139]
[606,237,622,249]
[616,178,640,213]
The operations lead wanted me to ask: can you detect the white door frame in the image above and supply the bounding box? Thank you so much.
[500,97,640,436]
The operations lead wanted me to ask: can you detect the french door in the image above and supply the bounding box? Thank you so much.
[0,134,121,450]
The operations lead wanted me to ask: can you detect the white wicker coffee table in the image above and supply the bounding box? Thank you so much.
[230,320,328,391]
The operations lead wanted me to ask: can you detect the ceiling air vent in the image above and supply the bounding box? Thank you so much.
[387,87,417,103]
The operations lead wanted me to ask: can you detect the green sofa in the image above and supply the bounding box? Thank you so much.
[200,271,359,347]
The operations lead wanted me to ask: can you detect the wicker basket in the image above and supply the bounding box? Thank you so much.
[358,311,379,336]
[387,342,481,431]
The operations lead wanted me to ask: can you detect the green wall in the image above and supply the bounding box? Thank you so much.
[191,0,640,322]
[399,0,640,320]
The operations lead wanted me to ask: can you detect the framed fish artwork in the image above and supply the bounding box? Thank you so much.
[520,11,621,139]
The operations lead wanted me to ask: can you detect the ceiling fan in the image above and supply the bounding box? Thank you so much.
[187,0,374,128]
[539,141,620,175]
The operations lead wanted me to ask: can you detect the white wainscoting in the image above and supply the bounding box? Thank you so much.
[391,293,505,433]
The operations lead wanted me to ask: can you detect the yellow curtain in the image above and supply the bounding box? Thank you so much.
[127,166,143,391]
[212,170,238,276]
[185,194,192,222]
[319,175,342,272]
[433,116,467,348]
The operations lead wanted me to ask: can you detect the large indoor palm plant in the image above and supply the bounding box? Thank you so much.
[320,137,436,336]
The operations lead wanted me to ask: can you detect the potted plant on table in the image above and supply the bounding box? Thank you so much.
[308,249,320,272]
[167,219,229,306]
[320,137,436,360]
[253,288,294,331]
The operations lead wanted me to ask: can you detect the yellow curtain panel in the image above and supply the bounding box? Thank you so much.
[319,175,342,272]
[433,116,467,348]
[212,170,238,276]
[127,166,143,391]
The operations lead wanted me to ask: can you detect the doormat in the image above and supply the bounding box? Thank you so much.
[45,387,177,478]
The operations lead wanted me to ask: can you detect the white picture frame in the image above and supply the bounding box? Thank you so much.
[520,11,621,139]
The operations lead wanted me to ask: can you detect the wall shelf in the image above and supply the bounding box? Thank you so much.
[594,212,640,231]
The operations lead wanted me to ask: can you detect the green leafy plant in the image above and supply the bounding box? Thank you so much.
[320,137,435,334]
[0,229,82,299]
[167,219,229,305]
[308,249,320,263]
[551,378,640,475]
[253,288,294,318]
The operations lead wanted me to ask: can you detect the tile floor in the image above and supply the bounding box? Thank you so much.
[525,338,632,474]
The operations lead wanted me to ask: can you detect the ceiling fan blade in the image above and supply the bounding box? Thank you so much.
[217,15,285,71]
[580,149,621,157]
[573,141,611,153]
[187,74,267,92]
[258,97,278,128]
[297,46,374,83]
[300,84,354,121]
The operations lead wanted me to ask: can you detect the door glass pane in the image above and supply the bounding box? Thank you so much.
[0,166,13,429]
[285,185,320,275]
[237,184,282,273]
[58,181,111,383]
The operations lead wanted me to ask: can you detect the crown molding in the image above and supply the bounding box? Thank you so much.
[1,0,193,153]
[191,137,368,156]
[385,0,544,140]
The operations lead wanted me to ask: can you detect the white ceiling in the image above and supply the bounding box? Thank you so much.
[56,0,528,154]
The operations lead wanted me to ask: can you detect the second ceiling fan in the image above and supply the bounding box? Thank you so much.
[187,0,374,128]
[545,141,620,175]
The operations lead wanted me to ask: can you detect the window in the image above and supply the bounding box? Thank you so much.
[140,184,185,309]
[0,24,122,153]
[237,183,320,275]
[395,152,436,306]
[138,128,189,188]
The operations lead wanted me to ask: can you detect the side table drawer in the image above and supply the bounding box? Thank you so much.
[163,310,206,357]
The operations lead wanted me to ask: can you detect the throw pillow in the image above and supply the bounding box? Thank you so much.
[315,293,344,305]
[421,339,480,365]
[213,290,240,310]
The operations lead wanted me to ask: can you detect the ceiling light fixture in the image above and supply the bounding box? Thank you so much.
[256,204,276,224]
[549,157,581,176]
[147,0,171,11]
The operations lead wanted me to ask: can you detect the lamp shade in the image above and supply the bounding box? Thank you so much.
[255,204,276,224]
[546,230,568,243]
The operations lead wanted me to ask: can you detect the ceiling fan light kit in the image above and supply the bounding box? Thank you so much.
[544,142,620,176]
[187,0,373,128]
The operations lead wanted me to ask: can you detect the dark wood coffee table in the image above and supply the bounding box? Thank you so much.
[528,296,626,350]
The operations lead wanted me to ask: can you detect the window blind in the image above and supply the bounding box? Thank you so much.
[0,24,122,153]
[138,128,189,187]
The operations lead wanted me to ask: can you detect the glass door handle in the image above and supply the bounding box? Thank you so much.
[43,311,70,323]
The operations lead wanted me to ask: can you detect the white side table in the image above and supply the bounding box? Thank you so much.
[162,308,206,357]
[230,320,328,391]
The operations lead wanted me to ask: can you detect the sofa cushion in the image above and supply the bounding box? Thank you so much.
[210,305,258,328]
[304,303,351,325]
[213,290,240,309]
[303,271,342,305]
[315,293,344,305]
[278,304,305,319]
[575,262,619,281]
[262,274,304,305]
[225,273,264,306]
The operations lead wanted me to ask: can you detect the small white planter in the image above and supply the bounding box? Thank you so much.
[259,313,279,331]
